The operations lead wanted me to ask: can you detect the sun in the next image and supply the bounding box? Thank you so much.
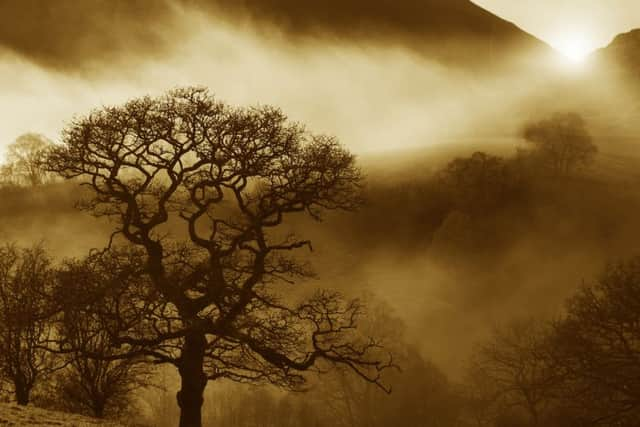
[552,33,594,64]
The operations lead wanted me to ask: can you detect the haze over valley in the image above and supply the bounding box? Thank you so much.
[1,2,640,426]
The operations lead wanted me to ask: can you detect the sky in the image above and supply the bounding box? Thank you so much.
[0,0,639,155]
[475,0,640,56]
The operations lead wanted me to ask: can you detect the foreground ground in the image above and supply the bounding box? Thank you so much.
[0,403,125,427]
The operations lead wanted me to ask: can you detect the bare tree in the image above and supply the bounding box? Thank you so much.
[310,299,461,427]
[549,258,640,425]
[47,87,393,427]
[52,255,156,418]
[465,319,561,427]
[312,299,401,427]
[0,243,58,405]
[521,113,597,176]
[1,133,55,186]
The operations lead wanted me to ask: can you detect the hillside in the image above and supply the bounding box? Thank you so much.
[200,0,550,66]
[0,403,126,427]
[598,28,640,74]
[0,0,550,72]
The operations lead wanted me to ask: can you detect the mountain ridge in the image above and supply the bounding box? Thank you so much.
[597,28,640,74]
[197,0,551,66]
[0,0,552,72]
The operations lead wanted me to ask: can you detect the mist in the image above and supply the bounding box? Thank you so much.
[2,2,640,427]
[1,4,559,156]
[2,0,639,379]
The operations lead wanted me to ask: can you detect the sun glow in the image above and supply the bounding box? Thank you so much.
[552,32,595,64]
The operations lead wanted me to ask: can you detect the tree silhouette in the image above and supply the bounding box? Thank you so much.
[550,258,640,425]
[53,254,155,418]
[436,152,520,214]
[0,133,55,186]
[0,243,58,405]
[47,87,392,427]
[465,320,561,427]
[521,113,597,176]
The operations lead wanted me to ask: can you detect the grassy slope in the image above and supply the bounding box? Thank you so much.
[0,403,125,427]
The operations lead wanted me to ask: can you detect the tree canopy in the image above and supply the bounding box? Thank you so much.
[47,87,392,427]
[1,133,55,186]
[522,112,597,176]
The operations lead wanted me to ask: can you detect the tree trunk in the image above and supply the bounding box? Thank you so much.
[93,400,105,418]
[177,331,208,427]
[14,375,30,406]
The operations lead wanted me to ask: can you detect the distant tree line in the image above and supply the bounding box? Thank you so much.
[437,112,597,213]
[331,111,599,268]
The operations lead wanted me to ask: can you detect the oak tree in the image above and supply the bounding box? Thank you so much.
[48,87,392,427]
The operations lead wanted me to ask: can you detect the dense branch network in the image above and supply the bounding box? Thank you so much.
[47,87,391,393]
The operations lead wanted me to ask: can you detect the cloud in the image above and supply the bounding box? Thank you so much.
[0,0,179,72]
[0,0,545,73]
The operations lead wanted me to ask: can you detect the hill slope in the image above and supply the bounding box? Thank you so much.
[0,0,549,72]
[201,0,550,66]
[598,28,640,74]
